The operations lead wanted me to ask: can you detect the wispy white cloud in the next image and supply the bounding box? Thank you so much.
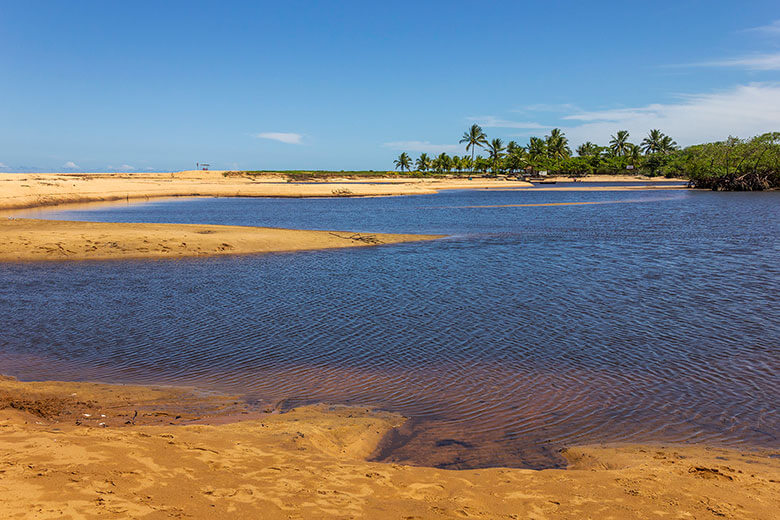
[63,161,78,169]
[743,19,780,35]
[254,132,303,144]
[382,140,460,154]
[118,164,135,171]
[0,162,8,168]
[559,83,780,147]
[692,52,780,71]
[468,116,547,129]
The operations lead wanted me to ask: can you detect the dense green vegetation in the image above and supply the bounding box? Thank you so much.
[394,125,780,190]
[669,133,780,190]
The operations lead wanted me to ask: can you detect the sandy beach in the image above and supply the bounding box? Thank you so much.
[0,170,686,261]
[0,171,687,213]
[0,171,536,212]
[0,218,443,262]
[0,171,461,261]
[0,376,776,519]
[4,171,774,519]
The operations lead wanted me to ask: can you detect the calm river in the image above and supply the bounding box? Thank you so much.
[2,186,778,468]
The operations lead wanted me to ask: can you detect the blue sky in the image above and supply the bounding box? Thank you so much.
[1,1,779,171]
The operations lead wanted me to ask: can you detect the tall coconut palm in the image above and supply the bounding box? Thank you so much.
[546,128,571,160]
[641,129,665,155]
[460,155,474,173]
[609,130,630,156]
[506,140,521,157]
[473,156,490,174]
[659,135,678,154]
[394,152,412,172]
[415,153,431,172]
[505,140,526,173]
[459,124,488,164]
[626,143,642,167]
[452,155,462,172]
[527,136,547,170]
[486,138,506,173]
[437,152,453,173]
[576,141,599,157]
[546,128,571,171]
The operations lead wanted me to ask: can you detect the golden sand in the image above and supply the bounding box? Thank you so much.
[0,171,690,213]
[4,172,765,519]
[0,171,535,211]
[0,170,685,261]
[0,218,442,262]
[0,377,776,519]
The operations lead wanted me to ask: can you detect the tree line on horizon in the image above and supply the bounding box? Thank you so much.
[393,124,780,190]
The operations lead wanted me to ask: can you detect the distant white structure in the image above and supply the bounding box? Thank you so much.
[196,162,210,171]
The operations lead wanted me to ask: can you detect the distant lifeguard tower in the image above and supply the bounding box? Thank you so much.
[196,162,210,171]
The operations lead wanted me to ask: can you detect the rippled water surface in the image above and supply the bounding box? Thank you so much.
[2,187,778,468]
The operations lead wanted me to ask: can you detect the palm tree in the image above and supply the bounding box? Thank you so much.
[659,135,678,154]
[609,130,630,156]
[527,137,547,171]
[486,138,506,173]
[459,124,488,163]
[626,143,642,168]
[415,153,431,172]
[394,152,412,172]
[460,155,474,173]
[506,140,521,157]
[505,140,526,173]
[546,128,571,171]
[437,152,453,173]
[452,155,462,172]
[641,129,665,155]
[505,152,525,174]
[473,156,490,174]
[576,141,599,157]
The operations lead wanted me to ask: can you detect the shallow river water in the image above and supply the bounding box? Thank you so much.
[2,187,778,468]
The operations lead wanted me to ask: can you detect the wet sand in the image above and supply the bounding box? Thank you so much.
[0,218,443,262]
[0,376,776,519]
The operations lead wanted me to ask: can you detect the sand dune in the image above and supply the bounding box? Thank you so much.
[0,377,776,519]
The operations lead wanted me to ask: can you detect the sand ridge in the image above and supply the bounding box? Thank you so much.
[0,377,777,519]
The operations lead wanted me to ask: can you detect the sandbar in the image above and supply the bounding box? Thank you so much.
[0,171,535,211]
[0,218,443,262]
[0,170,689,213]
[0,170,687,261]
[0,376,776,519]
